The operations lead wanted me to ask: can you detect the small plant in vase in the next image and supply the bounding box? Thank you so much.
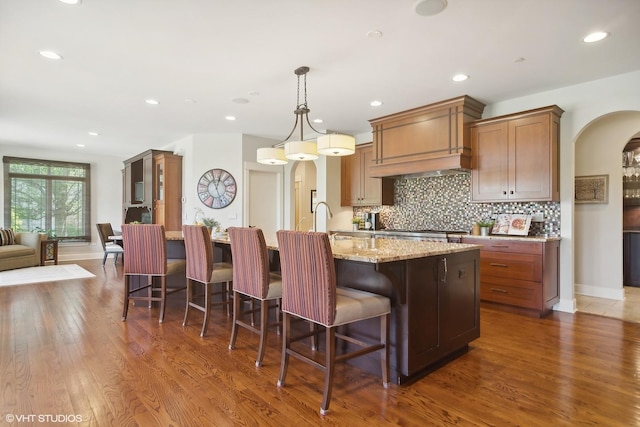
[476,220,494,236]
[352,217,361,231]
[202,217,220,233]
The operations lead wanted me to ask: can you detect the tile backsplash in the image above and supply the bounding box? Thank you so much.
[354,173,560,236]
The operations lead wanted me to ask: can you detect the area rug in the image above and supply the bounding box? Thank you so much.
[0,264,95,287]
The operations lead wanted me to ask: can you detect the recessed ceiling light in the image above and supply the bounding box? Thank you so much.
[39,50,62,60]
[583,31,609,43]
[145,99,159,105]
[88,131,99,136]
[59,0,81,4]
[232,98,249,104]
[248,91,260,97]
[452,73,469,82]
[413,0,447,16]
[225,116,236,121]
[367,30,383,38]
[370,100,383,107]
[183,98,196,104]
[313,118,324,124]
[76,144,85,148]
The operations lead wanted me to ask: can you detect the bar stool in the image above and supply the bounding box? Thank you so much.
[121,224,186,323]
[276,230,390,415]
[227,227,282,367]
[182,224,233,337]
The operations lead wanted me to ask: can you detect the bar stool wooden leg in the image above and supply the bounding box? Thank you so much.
[321,327,336,415]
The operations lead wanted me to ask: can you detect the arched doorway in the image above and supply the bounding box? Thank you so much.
[574,111,640,302]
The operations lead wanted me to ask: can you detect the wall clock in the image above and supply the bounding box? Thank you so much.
[197,168,237,209]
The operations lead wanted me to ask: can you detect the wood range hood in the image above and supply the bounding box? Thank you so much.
[368,95,486,178]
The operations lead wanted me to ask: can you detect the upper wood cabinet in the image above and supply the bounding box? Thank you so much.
[122,149,183,231]
[153,152,183,232]
[471,105,564,202]
[341,143,394,206]
[368,96,485,178]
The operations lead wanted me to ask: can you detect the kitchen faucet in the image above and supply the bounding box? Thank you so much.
[313,201,333,232]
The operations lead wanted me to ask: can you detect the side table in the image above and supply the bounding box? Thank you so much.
[41,239,59,265]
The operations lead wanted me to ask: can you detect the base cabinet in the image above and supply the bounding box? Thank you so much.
[461,237,559,317]
[335,248,480,384]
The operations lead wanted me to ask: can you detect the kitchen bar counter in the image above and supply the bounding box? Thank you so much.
[204,230,481,385]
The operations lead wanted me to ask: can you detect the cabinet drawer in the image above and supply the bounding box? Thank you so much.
[480,252,542,281]
[462,238,542,255]
[480,280,541,310]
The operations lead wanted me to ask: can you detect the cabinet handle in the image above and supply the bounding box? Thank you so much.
[441,257,448,283]
[458,268,467,279]
[490,288,508,293]
[503,190,507,195]
[510,190,514,195]
[491,245,509,248]
[489,263,508,267]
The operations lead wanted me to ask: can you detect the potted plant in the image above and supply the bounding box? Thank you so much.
[476,220,494,236]
[351,217,361,231]
[201,217,220,233]
[31,226,57,240]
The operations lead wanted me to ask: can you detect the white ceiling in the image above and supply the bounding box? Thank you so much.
[1,0,639,158]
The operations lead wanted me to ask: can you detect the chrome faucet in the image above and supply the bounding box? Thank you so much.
[313,201,333,232]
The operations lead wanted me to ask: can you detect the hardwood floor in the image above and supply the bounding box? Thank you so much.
[1,259,639,426]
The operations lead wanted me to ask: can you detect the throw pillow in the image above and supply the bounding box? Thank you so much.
[0,228,16,246]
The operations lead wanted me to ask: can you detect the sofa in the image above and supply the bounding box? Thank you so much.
[0,232,45,272]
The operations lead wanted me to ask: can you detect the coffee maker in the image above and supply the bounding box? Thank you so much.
[363,212,382,231]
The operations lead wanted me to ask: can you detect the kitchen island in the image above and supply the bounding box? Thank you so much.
[207,232,481,385]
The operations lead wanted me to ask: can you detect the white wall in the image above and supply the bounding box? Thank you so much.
[0,143,124,261]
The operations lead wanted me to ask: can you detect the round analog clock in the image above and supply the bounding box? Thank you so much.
[197,168,237,209]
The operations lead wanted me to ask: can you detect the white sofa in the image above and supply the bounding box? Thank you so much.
[0,232,45,271]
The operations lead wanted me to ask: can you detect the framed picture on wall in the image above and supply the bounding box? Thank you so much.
[575,174,609,204]
[311,189,317,213]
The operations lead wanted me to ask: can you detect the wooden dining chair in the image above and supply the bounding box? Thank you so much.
[121,224,186,323]
[227,227,282,367]
[96,223,124,265]
[276,230,391,415]
[182,225,233,337]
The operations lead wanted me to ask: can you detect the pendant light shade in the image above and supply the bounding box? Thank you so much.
[257,147,287,165]
[256,66,354,165]
[317,134,356,156]
[284,141,318,161]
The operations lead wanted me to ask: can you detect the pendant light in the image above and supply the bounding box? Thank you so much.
[256,66,355,165]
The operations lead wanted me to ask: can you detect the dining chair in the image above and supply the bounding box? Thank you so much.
[227,227,282,367]
[182,225,233,337]
[121,224,186,323]
[96,223,124,266]
[276,230,390,415]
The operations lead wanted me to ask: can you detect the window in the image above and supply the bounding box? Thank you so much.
[3,156,91,242]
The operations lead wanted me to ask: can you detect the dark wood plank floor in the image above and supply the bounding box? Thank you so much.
[1,259,639,426]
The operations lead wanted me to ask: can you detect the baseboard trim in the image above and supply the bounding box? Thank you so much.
[574,284,625,301]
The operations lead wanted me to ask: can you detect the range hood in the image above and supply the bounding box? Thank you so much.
[368,95,485,178]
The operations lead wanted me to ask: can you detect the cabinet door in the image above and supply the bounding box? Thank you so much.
[154,157,166,228]
[471,122,509,201]
[340,148,360,206]
[509,113,552,200]
[439,251,480,351]
[359,145,383,205]
[124,163,132,204]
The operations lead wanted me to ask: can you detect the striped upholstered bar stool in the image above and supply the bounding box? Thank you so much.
[227,227,282,367]
[182,225,233,337]
[276,230,390,415]
[121,224,186,323]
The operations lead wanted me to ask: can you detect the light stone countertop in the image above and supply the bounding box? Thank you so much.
[205,232,480,264]
[448,233,561,242]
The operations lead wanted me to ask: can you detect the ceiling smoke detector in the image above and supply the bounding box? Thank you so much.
[414,0,447,16]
